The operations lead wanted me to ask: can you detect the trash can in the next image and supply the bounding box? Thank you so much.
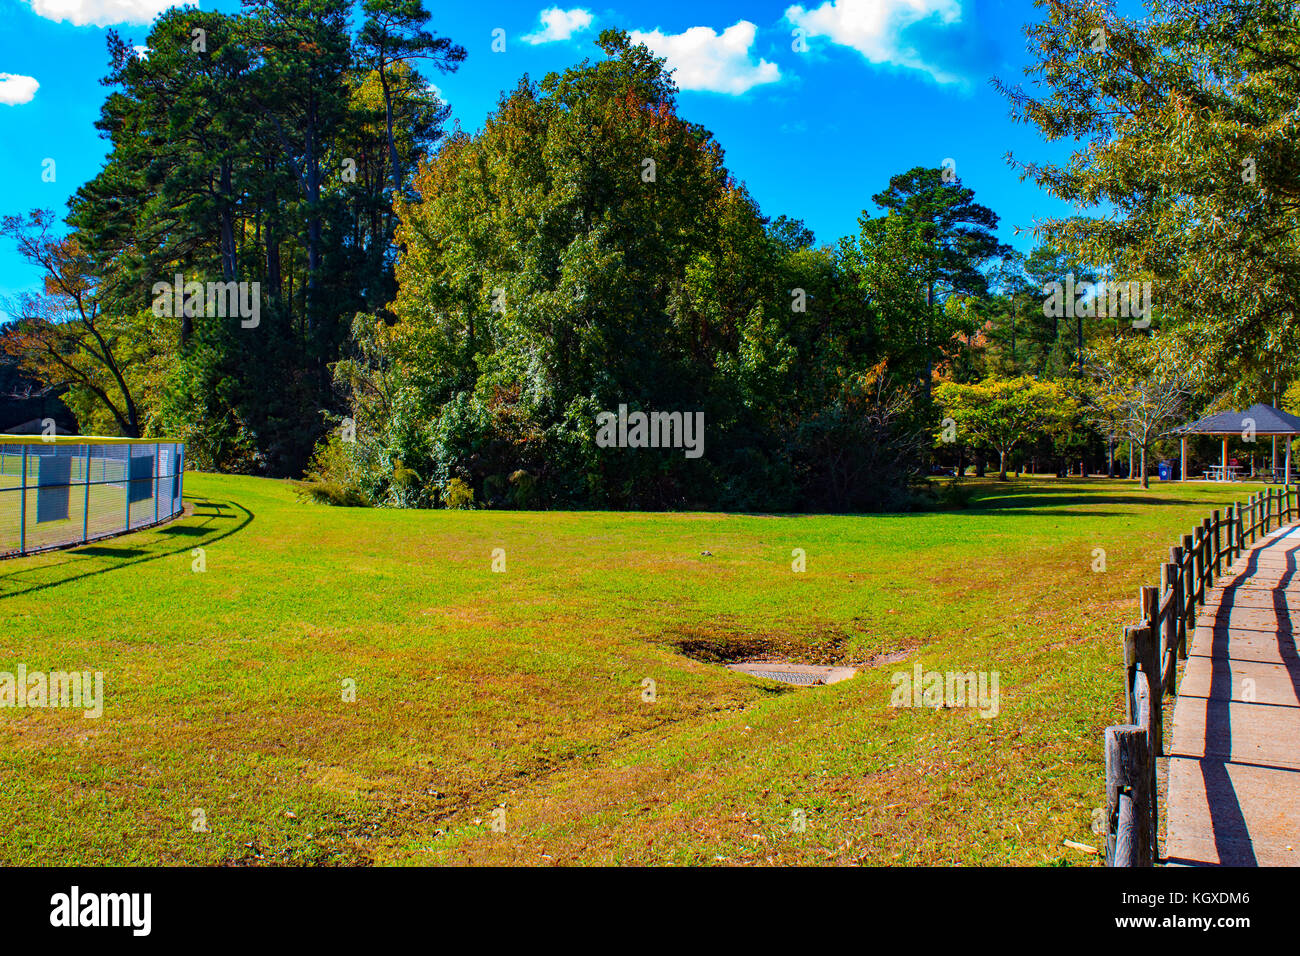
[1158,460,1172,481]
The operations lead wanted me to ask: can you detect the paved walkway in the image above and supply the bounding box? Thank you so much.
[1166,524,1300,866]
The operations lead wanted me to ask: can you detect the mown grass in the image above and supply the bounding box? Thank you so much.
[0,473,1265,865]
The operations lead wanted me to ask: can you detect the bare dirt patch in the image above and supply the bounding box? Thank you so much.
[668,622,914,671]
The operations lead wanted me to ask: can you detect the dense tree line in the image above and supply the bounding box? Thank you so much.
[320,31,1020,510]
[7,0,1300,506]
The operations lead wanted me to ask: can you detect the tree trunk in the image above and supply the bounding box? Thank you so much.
[379,61,402,192]
[923,281,934,405]
[220,159,237,282]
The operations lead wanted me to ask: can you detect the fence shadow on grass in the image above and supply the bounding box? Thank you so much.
[0,495,254,601]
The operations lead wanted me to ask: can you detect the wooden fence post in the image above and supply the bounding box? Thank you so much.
[1105,669,1156,866]
[1170,545,1185,653]
[1161,563,1179,695]
[1137,665,1158,861]
[1105,722,1153,866]
[1123,626,1137,725]
[1192,527,1203,609]
[1226,505,1236,563]
[1182,532,1195,657]
[1133,606,1161,757]
[1206,512,1216,580]
[1231,501,1241,561]
[1201,517,1213,596]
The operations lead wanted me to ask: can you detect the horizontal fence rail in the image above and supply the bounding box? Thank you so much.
[0,437,186,558]
[1103,485,1297,866]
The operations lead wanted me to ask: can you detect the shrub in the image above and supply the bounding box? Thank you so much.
[508,469,537,508]
[443,477,475,509]
[937,479,976,510]
[295,434,371,507]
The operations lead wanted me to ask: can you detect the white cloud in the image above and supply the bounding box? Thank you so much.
[629,21,781,95]
[785,0,963,84]
[0,73,39,106]
[522,7,594,45]
[26,0,185,28]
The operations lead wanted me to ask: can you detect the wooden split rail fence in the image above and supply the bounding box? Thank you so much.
[1103,485,1298,866]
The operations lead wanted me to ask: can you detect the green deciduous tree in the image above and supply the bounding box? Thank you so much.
[935,375,1076,480]
[1084,333,1196,488]
[334,31,923,510]
[999,0,1300,395]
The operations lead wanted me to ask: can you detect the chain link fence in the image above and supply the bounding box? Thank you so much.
[0,438,186,557]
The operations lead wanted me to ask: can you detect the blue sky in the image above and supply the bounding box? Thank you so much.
[0,0,1075,309]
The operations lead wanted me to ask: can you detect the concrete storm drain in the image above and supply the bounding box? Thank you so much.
[725,662,857,686]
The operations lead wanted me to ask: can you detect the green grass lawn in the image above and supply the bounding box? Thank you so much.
[0,473,1267,865]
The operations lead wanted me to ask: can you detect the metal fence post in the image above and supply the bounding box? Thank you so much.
[82,444,92,544]
[18,444,28,555]
[123,445,131,532]
[153,442,160,525]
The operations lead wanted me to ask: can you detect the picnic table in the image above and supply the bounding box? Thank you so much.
[1205,464,1243,481]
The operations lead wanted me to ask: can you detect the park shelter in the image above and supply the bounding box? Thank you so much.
[1172,403,1300,482]
[4,418,76,436]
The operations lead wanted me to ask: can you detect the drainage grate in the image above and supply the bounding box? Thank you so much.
[725,662,858,686]
[748,670,823,685]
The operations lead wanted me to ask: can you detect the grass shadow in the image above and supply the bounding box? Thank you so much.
[154,524,214,536]
[971,494,1223,510]
[0,495,254,601]
[72,546,148,557]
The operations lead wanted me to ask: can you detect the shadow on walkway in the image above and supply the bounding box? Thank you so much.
[1188,532,1300,864]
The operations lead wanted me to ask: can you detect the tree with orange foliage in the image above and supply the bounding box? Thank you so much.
[1,210,150,436]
